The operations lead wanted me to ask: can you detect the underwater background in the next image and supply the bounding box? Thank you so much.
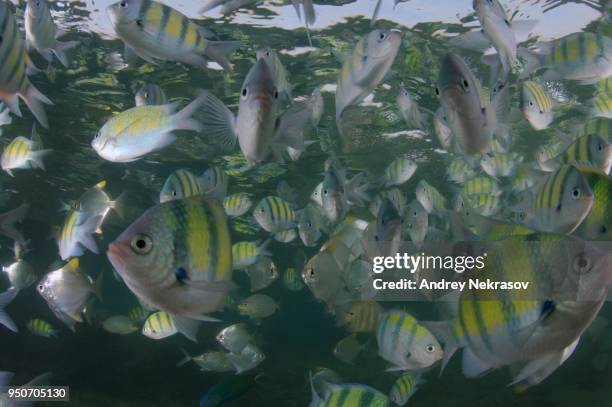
[1,0,612,405]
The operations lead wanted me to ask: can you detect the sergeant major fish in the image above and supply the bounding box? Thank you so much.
[106,0,241,71]
[25,0,79,67]
[107,196,234,331]
[0,2,52,128]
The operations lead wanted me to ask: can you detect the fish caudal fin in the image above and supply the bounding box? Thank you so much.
[172,93,206,132]
[509,338,579,390]
[0,288,18,333]
[3,95,22,118]
[78,215,102,255]
[21,84,53,128]
[30,149,52,171]
[172,315,201,342]
[110,191,128,219]
[206,40,242,72]
[52,40,80,68]
[345,173,370,206]
[0,204,29,245]
[176,348,192,367]
[518,47,544,79]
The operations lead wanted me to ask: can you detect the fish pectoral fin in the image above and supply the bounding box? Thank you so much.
[200,91,237,148]
[450,30,491,52]
[510,19,538,44]
[509,338,579,389]
[126,45,157,65]
[461,347,494,378]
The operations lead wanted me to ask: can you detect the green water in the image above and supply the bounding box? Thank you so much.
[1,0,612,405]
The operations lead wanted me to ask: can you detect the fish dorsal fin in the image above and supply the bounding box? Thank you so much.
[67,258,80,270]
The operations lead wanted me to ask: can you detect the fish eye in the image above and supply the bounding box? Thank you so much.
[143,92,149,99]
[597,143,603,151]
[270,267,275,275]
[426,344,435,353]
[242,88,247,97]
[0,35,3,45]
[573,253,592,273]
[571,188,581,199]
[307,222,312,228]
[120,1,128,7]
[434,87,439,96]
[529,101,534,107]
[462,79,469,89]
[266,50,270,57]
[130,234,153,255]
[308,268,315,277]
[274,90,279,99]
[38,284,43,291]
[260,208,265,213]
[378,32,387,40]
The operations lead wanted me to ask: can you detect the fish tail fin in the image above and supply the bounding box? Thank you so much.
[200,91,237,148]
[303,0,315,25]
[258,239,272,257]
[370,0,382,27]
[21,84,52,128]
[110,191,128,219]
[176,348,192,367]
[0,106,13,125]
[421,320,459,375]
[52,40,80,68]
[77,215,102,254]
[344,172,370,206]
[24,372,52,387]
[172,315,201,342]
[30,149,52,170]
[3,94,22,118]
[93,271,104,302]
[173,93,206,132]
[0,288,18,333]
[518,46,544,79]
[206,40,242,72]
[0,204,29,245]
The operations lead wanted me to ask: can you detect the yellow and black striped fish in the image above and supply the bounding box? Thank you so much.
[590,92,612,119]
[553,133,612,174]
[576,117,611,141]
[522,32,612,84]
[312,381,392,407]
[341,300,382,333]
[521,165,594,234]
[573,165,612,241]
[142,311,176,339]
[223,193,252,217]
[106,0,241,71]
[135,83,167,106]
[520,81,554,130]
[107,195,233,320]
[0,2,52,127]
[253,196,296,233]
[159,169,204,203]
[26,318,58,338]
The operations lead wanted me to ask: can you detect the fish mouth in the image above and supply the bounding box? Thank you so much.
[253,94,272,103]
[107,241,129,269]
